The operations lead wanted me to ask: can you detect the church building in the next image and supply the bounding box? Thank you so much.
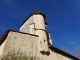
[0,11,79,60]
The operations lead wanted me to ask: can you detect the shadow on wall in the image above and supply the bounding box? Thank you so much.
[40,51,50,56]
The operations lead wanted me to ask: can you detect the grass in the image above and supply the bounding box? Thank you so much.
[1,50,41,60]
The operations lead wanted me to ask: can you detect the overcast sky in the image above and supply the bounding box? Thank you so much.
[0,0,80,56]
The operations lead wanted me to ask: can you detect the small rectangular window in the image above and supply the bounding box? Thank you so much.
[29,24,35,34]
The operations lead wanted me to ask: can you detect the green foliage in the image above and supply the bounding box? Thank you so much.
[1,51,40,60]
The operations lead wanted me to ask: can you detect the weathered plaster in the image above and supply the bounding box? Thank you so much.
[20,14,49,52]
[0,39,7,57]
[33,15,49,52]
[20,16,34,34]
[1,31,74,60]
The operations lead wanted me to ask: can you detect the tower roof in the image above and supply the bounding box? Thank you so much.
[19,11,46,28]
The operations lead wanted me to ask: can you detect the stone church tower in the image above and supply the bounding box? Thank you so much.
[19,11,52,53]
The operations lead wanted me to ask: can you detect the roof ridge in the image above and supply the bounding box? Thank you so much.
[49,45,79,60]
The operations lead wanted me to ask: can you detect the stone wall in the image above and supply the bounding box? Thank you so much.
[19,16,34,34]
[0,39,7,57]
[1,31,74,60]
[3,31,38,56]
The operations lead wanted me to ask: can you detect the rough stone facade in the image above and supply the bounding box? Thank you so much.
[0,31,77,60]
[20,16,34,34]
